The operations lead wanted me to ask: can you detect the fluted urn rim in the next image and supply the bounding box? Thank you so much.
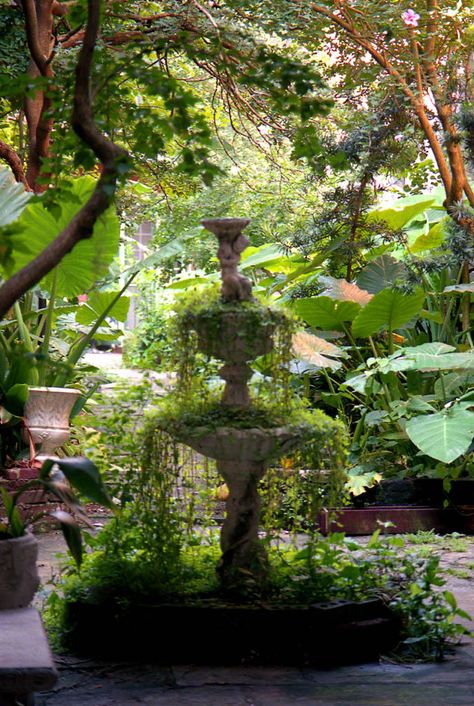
[27,387,81,395]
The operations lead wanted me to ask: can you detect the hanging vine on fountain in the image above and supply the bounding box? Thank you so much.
[146,218,348,593]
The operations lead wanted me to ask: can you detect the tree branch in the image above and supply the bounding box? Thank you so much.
[20,0,49,73]
[0,140,29,188]
[21,0,56,189]
[421,1,467,206]
[0,0,130,316]
[308,2,454,198]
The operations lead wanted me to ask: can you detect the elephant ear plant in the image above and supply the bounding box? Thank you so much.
[0,456,113,567]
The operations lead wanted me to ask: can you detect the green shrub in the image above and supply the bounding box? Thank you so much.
[123,306,175,371]
[45,529,469,660]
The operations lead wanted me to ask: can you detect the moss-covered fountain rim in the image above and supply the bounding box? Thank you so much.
[176,285,289,321]
[149,400,345,438]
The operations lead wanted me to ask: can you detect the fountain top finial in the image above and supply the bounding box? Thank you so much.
[201,218,251,238]
[201,218,253,301]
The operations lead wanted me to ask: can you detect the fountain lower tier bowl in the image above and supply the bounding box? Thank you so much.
[176,425,303,464]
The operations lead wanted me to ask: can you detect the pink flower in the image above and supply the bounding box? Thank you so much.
[402,9,420,27]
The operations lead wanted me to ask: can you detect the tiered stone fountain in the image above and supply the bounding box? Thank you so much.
[176,218,303,588]
[65,230,398,663]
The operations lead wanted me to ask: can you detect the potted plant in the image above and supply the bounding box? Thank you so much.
[0,455,112,609]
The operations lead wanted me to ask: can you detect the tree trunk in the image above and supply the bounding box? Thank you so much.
[23,0,56,191]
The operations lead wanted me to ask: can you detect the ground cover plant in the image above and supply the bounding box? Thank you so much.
[45,457,470,662]
[46,366,470,662]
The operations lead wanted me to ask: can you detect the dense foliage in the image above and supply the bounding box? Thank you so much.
[1,0,474,663]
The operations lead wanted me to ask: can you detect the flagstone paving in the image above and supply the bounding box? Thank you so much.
[35,531,474,706]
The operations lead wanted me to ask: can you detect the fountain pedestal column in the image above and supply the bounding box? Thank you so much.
[220,363,252,409]
[180,218,301,591]
[216,459,267,586]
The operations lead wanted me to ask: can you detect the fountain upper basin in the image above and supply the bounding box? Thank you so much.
[176,425,303,464]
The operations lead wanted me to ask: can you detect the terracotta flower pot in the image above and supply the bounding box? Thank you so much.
[0,533,40,609]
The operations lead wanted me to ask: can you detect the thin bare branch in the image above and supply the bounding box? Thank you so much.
[0,0,130,316]
[191,0,218,29]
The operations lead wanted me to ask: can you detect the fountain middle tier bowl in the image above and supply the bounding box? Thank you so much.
[192,309,276,363]
[177,425,303,464]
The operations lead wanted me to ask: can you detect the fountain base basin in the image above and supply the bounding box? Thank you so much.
[175,425,304,589]
[64,596,400,665]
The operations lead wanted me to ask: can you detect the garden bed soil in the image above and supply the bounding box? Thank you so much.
[317,506,452,536]
[64,597,400,666]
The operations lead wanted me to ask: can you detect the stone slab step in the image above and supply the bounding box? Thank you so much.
[0,608,57,704]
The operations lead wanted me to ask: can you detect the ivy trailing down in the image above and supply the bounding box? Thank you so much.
[151,284,348,509]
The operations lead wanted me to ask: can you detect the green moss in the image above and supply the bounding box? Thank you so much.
[170,285,296,408]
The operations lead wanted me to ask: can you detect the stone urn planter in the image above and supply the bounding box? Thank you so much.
[23,387,81,459]
[0,457,113,609]
[0,533,39,609]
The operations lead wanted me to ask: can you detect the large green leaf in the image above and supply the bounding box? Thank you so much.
[47,457,113,508]
[0,169,31,226]
[377,345,474,373]
[406,407,474,463]
[402,342,456,356]
[368,194,437,230]
[410,219,447,254]
[352,288,425,337]
[345,465,382,496]
[127,237,185,276]
[443,284,474,295]
[282,236,347,284]
[404,215,429,245]
[399,352,474,372]
[75,291,130,326]
[0,487,24,537]
[293,296,360,331]
[356,255,406,294]
[344,371,374,394]
[51,510,83,567]
[240,243,285,269]
[3,383,29,417]
[7,177,120,297]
